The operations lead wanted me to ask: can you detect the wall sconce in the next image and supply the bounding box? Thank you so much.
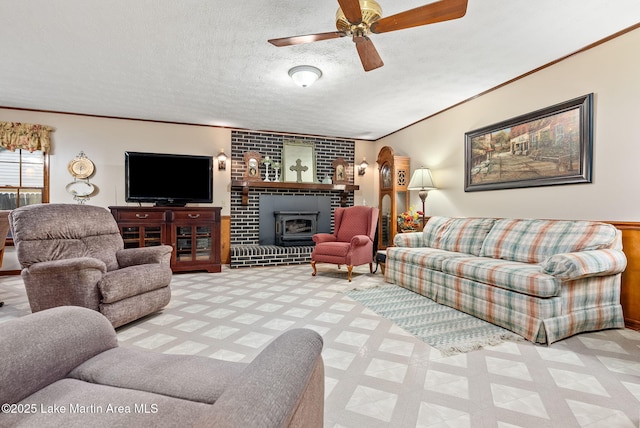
[217,149,228,171]
[358,158,369,176]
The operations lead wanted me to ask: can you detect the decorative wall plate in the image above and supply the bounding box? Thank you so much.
[65,180,95,197]
[67,157,95,179]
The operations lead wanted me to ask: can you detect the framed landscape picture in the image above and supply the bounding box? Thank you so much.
[464,93,593,192]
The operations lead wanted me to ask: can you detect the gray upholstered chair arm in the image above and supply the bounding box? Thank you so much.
[195,328,324,428]
[21,257,106,312]
[116,245,173,268]
[0,306,118,406]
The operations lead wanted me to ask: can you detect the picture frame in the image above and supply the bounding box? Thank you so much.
[282,140,316,183]
[464,93,593,192]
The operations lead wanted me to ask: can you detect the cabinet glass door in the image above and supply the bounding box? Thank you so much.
[175,225,212,262]
[195,225,212,261]
[143,226,162,247]
[176,226,193,262]
[121,226,162,248]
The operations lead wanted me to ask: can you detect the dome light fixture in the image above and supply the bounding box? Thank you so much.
[288,65,322,88]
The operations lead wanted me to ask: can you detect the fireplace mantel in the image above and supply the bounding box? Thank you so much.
[231,180,359,206]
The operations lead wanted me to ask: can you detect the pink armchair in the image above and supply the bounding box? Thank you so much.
[311,206,379,282]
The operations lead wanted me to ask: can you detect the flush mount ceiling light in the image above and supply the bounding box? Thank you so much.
[288,65,322,87]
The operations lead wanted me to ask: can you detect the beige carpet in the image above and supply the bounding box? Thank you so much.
[2,265,640,427]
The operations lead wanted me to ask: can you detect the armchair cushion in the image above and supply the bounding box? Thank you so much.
[98,264,173,303]
[69,347,245,404]
[10,204,124,271]
[335,206,376,242]
[313,242,351,258]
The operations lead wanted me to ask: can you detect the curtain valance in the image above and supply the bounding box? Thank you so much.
[0,121,54,153]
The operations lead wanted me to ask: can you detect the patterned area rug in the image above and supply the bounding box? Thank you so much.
[345,285,524,355]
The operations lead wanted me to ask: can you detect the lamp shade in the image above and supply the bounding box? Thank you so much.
[408,167,436,190]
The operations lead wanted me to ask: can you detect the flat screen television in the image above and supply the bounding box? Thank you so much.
[125,151,213,206]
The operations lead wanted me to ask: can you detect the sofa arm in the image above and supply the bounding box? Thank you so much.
[116,244,173,268]
[542,249,627,280]
[195,328,324,428]
[393,231,424,248]
[0,306,118,406]
[21,257,106,312]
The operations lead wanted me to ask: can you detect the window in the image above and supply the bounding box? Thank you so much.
[0,148,49,210]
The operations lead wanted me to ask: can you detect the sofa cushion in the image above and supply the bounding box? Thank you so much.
[422,217,495,256]
[386,247,471,272]
[441,256,560,298]
[479,219,620,263]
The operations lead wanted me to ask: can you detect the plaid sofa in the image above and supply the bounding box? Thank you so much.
[385,217,627,344]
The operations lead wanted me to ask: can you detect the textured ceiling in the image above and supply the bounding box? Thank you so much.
[1,1,640,141]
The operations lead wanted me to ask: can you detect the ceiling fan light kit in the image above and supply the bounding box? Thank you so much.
[269,0,468,72]
[288,65,323,87]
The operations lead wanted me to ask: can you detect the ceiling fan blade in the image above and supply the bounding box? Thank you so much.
[370,0,468,34]
[268,31,346,47]
[354,36,384,72]
[337,0,363,25]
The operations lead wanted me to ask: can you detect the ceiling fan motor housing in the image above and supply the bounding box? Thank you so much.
[336,0,382,34]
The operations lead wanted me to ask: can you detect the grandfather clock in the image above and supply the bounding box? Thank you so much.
[377,146,410,250]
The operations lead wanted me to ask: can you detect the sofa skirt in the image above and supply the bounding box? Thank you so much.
[385,258,624,344]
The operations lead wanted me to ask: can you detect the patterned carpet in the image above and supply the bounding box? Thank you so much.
[346,285,524,355]
[2,262,640,427]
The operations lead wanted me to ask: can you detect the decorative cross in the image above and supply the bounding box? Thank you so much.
[289,159,308,183]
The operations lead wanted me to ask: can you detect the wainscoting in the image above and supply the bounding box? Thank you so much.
[608,221,640,330]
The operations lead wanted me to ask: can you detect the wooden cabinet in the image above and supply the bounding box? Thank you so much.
[376,146,411,250]
[110,206,221,273]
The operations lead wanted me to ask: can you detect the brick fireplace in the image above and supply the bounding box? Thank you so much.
[229,130,356,268]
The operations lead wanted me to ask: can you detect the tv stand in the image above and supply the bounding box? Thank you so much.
[109,206,221,273]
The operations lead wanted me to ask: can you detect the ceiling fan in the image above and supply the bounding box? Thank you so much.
[268,0,468,72]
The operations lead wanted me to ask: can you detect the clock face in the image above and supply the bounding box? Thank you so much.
[381,164,391,189]
[248,158,258,176]
[67,158,95,179]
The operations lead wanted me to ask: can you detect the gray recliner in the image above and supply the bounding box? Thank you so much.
[9,203,172,327]
[0,306,325,427]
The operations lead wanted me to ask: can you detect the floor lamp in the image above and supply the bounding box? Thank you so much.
[407,167,436,227]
